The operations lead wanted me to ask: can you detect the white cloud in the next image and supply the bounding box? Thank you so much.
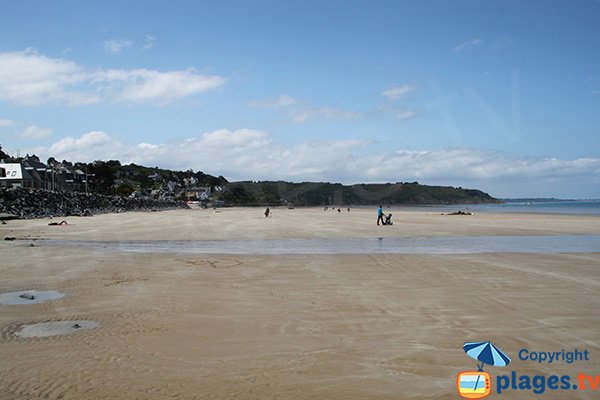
[104,39,134,53]
[26,131,600,196]
[49,131,114,153]
[382,85,413,100]
[0,119,14,127]
[359,149,600,183]
[0,49,98,105]
[453,38,482,52]
[100,68,226,104]
[290,107,362,123]
[250,95,297,108]
[251,95,361,123]
[20,125,53,139]
[41,131,130,162]
[197,129,270,149]
[0,49,225,105]
[143,34,157,50]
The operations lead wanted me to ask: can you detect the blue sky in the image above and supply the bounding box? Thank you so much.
[1,0,599,198]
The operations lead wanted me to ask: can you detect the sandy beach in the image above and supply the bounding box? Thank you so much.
[1,207,599,399]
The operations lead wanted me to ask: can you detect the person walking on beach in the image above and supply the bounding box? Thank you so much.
[377,205,384,226]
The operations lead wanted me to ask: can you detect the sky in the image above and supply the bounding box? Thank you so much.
[0,0,599,198]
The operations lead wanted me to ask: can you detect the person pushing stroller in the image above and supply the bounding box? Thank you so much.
[377,205,393,226]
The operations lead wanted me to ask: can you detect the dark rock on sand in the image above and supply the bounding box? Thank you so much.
[446,210,473,215]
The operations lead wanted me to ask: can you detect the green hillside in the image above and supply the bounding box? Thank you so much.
[216,181,499,206]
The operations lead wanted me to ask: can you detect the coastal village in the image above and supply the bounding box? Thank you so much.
[0,145,226,205]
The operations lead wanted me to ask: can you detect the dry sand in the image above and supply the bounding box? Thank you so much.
[1,207,599,399]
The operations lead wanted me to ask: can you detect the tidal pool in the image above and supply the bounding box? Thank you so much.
[0,290,65,305]
[15,320,99,338]
[38,235,600,255]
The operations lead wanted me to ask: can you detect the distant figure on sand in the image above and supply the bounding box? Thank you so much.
[264,208,270,218]
[48,220,68,226]
[377,205,384,226]
[347,207,350,212]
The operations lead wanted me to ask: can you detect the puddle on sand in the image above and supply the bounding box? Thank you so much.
[15,320,98,338]
[38,235,600,255]
[0,290,65,305]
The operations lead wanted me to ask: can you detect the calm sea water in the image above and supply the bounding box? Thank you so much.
[393,200,600,215]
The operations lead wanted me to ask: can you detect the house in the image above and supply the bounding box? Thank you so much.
[0,155,89,192]
[148,172,162,181]
[167,181,178,193]
[46,159,87,192]
[183,176,198,187]
[22,155,51,189]
[185,186,212,201]
[0,163,36,188]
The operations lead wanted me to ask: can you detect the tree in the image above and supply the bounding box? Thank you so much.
[115,182,135,197]
[88,162,119,195]
[220,185,257,205]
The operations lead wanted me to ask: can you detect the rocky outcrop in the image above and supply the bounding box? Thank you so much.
[0,187,189,219]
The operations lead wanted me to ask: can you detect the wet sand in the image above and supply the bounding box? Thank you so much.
[1,207,599,399]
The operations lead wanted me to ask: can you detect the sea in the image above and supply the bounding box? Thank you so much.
[393,199,600,216]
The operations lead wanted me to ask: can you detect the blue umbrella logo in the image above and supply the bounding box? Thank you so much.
[464,341,511,371]
[462,341,511,395]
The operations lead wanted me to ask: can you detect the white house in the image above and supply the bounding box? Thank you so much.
[0,163,35,188]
